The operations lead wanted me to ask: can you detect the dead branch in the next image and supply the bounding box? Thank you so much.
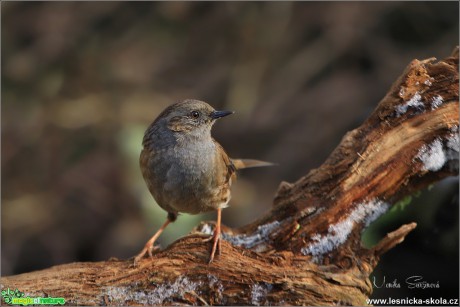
[1,48,458,306]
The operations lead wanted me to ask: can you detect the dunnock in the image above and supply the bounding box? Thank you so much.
[134,99,272,264]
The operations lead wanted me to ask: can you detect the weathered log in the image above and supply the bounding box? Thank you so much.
[1,48,458,306]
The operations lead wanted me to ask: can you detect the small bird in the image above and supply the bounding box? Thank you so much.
[134,99,272,264]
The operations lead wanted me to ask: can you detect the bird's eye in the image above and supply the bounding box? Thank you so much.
[190,111,200,118]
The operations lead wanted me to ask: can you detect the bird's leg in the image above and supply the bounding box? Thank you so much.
[208,208,222,264]
[134,212,176,264]
[133,219,170,264]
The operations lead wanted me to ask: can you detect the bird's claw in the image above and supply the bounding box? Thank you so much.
[133,244,160,265]
[148,245,160,258]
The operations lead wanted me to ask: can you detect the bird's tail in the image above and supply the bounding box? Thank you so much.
[231,159,275,170]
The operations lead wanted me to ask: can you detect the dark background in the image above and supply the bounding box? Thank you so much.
[2,1,458,302]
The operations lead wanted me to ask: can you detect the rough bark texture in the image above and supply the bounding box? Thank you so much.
[1,49,459,306]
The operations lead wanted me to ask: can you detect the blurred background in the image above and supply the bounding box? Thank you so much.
[1,1,458,301]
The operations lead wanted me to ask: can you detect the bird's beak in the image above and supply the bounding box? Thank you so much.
[210,110,234,119]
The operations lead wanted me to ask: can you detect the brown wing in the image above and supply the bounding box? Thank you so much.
[201,139,234,210]
[213,139,237,183]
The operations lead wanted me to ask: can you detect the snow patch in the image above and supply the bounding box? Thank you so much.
[104,276,199,305]
[415,127,459,172]
[251,283,273,305]
[396,92,423,116]
[416,138,446,172]
[222,221,280,252]
[199,223,213,235]
[301,200,389,258]
[431,95,444,110]
[208,274,224,295]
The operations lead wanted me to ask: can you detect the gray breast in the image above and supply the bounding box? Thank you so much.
[161,140,217,214]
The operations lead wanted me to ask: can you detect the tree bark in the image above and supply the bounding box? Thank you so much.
[1,48,458,306]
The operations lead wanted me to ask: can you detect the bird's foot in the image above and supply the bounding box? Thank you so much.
[207,231,222,264]
[133,244,160,265]
[202,233,214,242]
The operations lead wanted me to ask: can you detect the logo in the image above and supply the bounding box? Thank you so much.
[1,288,66,306]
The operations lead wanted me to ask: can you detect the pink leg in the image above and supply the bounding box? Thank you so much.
[134,218,172,264]
[208,208,222,264]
